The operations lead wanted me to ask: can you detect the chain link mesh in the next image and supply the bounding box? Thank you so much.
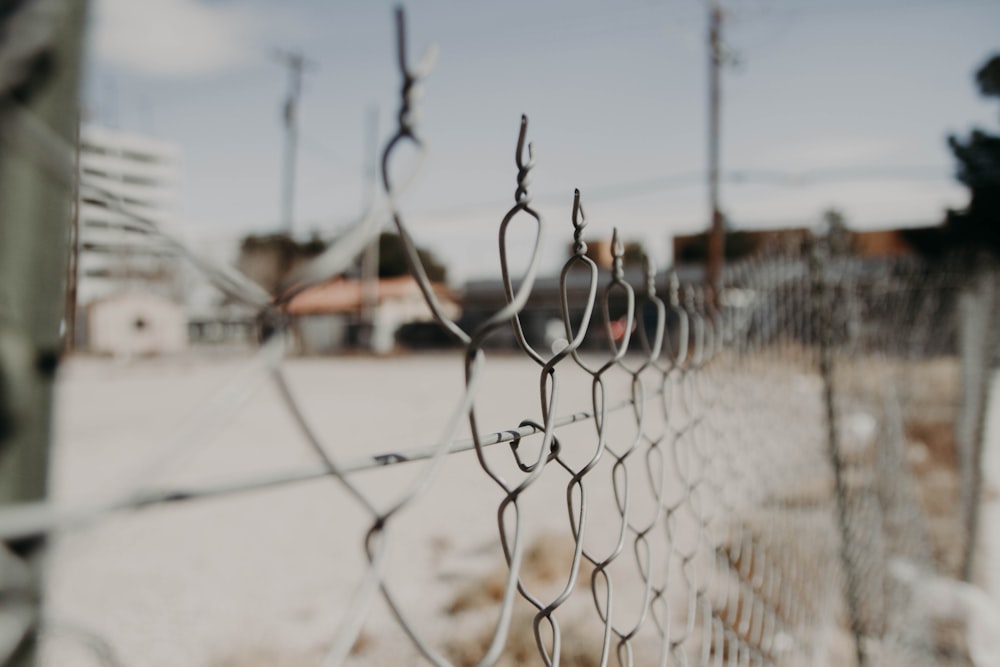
[0,6,994,667]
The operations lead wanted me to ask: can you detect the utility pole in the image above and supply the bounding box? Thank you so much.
[273,50,314,236]
[360,105,380,345]
[64,118,81,354]
[706,2,724,304]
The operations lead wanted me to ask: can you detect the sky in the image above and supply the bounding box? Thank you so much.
[83,0,1000,284]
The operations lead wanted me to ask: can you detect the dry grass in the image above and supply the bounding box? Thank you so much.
[931,618,975,667]
[349,630,374,657]
[215,356,971,666]
[447,567,508,615]
[445,533,606,667]
[447,533,593,616]
[711,511,840,664]
[834,355,960,417]
[905,418,959,472]
[837,355,976,664]
[835,355,964,574]
[906,418,964,577]
[446,603,607,667]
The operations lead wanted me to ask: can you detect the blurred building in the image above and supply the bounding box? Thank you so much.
[74,125,187,353]
[673,228,812,264]
[286,276,460,354]
[852,229,931,257]
[234,233,325,295]
[87,292,186,356]
[672,226,938,264]
[460,264,704,353]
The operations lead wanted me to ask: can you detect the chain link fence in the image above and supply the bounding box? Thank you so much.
[2,4,998,666]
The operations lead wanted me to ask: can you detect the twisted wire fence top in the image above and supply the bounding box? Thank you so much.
[0,5,990,667]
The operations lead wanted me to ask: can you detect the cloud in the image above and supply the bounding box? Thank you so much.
[90,0,259,78]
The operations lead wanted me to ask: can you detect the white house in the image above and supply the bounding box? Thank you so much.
[74,125,188,353]
[87,292,186,357]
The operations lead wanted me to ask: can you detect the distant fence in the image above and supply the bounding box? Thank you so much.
[1,5,997,667]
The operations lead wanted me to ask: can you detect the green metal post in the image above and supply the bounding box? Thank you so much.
[0,1,89,664]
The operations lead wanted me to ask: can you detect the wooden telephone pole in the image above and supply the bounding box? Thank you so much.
[360,105,381,345]
[273,50,315,235]
[706,3,725,303]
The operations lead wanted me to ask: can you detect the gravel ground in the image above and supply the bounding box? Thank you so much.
[42,352,666,666]
[36,350,934,666]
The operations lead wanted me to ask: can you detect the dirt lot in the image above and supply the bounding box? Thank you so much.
[36,350,970,666]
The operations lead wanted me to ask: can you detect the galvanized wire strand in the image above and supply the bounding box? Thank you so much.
[38,619,124,667]
[3,6,984,667]
[348,352,491,667]
[77,182,273,309]
[0,96,272,309]
[0,335,284,539]
[466,355,563,667]
[812,240,871,667]
[608,277,669,660]
[0,0,57,98]
[0,99,77,191]
[284,12,559,665]
[107,335,287,501]
[504,196,603,661]
[663,257,828,665]
[529,232,646,666]
[378,26,548,666]
[0,340,292,579]
[376,8,472,347]
[500,192,635,667]
[0,383,659,543]
[280,12,539,664]
[275,14,437,307]
[273,201,390,306]
[818,254,970,665]
[304,348,486,667]
[15,243,964,667]
[459,241,562,667]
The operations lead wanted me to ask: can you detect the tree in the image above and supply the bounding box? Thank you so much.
[938,53,1000,255]
[377,232,448,283]
[622,241,647,267]
[236,233,326,294]
[975,52,1000,99]
[822,208,853,255]
[674,229,763,263]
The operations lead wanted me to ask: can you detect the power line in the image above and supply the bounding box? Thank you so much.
[381,164,957,225]
[0,389,650,542]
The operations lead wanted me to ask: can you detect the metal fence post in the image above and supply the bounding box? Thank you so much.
[0,1,89,664]
[809,236,867,667]
[958,263,998,584]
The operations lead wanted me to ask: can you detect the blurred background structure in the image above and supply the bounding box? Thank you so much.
[1,2,1000,667]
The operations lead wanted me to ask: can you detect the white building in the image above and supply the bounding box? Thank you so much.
[87,292,187,357]
[75,125,187,352]
[286,276,461,354]
[76,124,183,305]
